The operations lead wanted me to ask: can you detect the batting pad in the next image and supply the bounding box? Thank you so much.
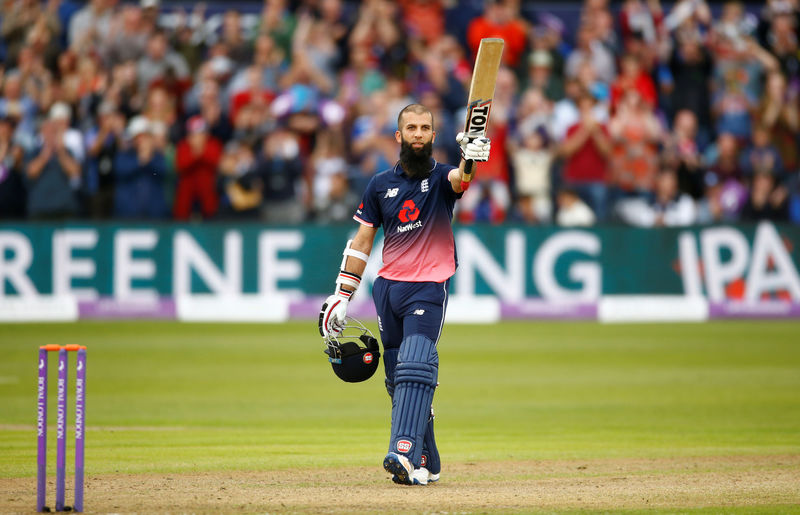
[383,347,399,398]
[422,411,440,474]
[389,334,438,468]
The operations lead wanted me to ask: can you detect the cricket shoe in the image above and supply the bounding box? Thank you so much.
[391,467,439,485]
[410,467,432,486]
[383,453,422,485]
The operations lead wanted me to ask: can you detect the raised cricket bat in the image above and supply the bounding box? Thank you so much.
[461,37,504,191]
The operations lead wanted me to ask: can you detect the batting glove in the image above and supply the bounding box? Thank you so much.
[319,294,348,337]
[456,132,491,162]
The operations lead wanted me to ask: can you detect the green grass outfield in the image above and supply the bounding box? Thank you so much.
[1,321,799,512]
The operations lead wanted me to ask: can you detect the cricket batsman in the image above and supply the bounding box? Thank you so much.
[319,104,490,485]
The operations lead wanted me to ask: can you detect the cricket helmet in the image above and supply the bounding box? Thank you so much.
[323,317,381,383]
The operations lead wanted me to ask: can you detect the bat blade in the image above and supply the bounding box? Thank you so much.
[462,38,504,188]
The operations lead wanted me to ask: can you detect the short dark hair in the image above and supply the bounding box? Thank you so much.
[397,104,434,131]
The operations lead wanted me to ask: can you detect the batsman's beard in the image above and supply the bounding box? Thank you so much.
[399,139,433,179]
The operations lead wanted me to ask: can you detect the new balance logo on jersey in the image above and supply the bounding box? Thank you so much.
[385,188,399,198]
[413,309,425,315]
[421,179,429,192]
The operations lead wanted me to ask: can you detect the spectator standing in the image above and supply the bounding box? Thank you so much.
[139,0,161,35]
[219,10,253,67]
[0,114,26,218]
[699,132,748,222]
[48,102,85,169]
[68,0,116,54]
[24,117,81,219]
[757,71,799,173]
[113,116,168,218]
[227,34,286,100]
[710,2,779,140]
[760,7,800,97]
[350,90,399,185]
[524,50,564,102]
[706,132,745,185]
[466,0,528,68]
[619,0,663,48]
[0,72,38,146]
[192,80,233,144]
[310,129,348,211]
[565,24,617,85]
[230,66,277,126]
[104,5,149,67]
[662,110,705,199]
[416,42,466,115]
[23,7,62,73]
[141,86,177,149]
[105,60,142,119]
[557,93,612,220]
[315,170,360,224]
[551,78,608,142]
[174,116,222,220]
[741,124,784,179]
[510,124,553,223]
[256,128,304,224]
[1,0,60,67]
[337,43,387,111]
[259,0,297,59]
[85,101,125,218]
[667,31,713,139]
[136,30,190,94]
[664,0,711,33]
[217,141,261,219]
[400,0,445,47]
[608,90,662,199]
[741,171,789,221]
[610,53,657,112]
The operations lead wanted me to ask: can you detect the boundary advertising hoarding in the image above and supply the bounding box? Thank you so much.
[1,222,798,322]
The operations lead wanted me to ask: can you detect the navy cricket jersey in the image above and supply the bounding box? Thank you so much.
[353,159,460,282]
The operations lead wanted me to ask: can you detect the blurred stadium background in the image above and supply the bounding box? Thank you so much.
[1,0,799,512]
[0,0,799,321]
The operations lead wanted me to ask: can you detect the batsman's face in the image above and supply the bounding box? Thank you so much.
[396,112,435,151]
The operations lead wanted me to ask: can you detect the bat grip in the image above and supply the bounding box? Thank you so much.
[460,160,475,191]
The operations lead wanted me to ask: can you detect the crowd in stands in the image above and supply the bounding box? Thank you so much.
[1,0,800,227]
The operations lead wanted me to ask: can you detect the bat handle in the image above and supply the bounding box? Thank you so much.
[460,160,475,191]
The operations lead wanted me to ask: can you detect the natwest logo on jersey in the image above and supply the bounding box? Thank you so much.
[398,200,420,223]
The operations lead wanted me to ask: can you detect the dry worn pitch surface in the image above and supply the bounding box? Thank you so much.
[4,455,799,513]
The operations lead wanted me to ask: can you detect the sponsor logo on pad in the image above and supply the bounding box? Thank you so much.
[397,440,412,453]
